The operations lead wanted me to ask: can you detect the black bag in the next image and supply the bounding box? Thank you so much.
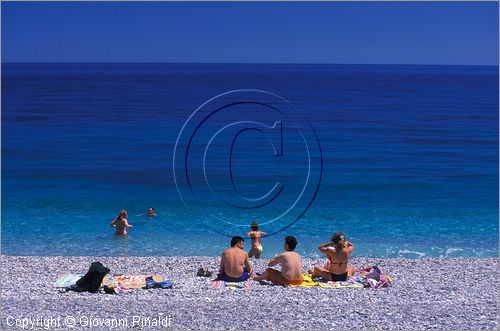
[67,262,110,293]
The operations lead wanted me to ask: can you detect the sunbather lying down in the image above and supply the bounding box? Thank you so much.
[254,236,303,286]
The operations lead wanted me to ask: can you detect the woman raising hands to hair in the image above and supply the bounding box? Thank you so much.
[310,232,355,281]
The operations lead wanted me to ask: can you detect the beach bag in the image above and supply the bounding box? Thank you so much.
[367,266,381,281]
[68,262,110,293]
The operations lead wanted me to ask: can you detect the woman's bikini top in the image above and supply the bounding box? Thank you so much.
[328,250,348,265]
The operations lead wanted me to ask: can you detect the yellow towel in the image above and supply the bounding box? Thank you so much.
[288,274,319,287]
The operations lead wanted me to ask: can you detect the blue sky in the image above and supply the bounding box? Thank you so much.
[2,2,498,65]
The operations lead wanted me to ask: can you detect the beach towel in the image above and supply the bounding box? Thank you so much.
[288,274,364,288]
[104,275,165,289]
[211,279,253,290]
[288,274,319,288]
[55,274,111,288]
[54,274,83,288]
[317,278,364,289]
[292,266,392,289]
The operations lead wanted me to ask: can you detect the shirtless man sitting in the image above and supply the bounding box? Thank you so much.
[253,236,303,286]
[217,236,253,282]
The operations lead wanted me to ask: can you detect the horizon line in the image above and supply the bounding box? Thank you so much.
[2,61,499,67]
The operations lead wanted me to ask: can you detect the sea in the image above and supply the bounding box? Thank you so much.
[2,63,498,259]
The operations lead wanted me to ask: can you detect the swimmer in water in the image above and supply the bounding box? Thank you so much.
[246,221,267,259]
[111,209,133,235]
[147,207,157,218]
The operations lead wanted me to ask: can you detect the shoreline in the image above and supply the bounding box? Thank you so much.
[1,255,498,330]
[1,254,497,259]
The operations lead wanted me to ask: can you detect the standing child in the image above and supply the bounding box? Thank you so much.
[246,221,267,259]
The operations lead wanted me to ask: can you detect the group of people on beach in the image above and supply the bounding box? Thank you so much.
[219,221,355,285]
[111,212,354,285]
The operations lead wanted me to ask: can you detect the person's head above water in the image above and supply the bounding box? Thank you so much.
[148,207,156,216]
[284,236,297,251]
[118,209,128,219]
[250,221,259,231]
[331,232,346,250]
[231,236,244,248]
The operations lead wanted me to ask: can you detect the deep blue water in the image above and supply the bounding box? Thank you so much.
[2,63,498,258]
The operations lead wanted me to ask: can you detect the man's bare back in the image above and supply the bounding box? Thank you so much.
[254,236,303,285]
[271,251,303,281]
[220,247,250,277]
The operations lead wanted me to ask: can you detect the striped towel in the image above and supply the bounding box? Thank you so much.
[211,279,253,290]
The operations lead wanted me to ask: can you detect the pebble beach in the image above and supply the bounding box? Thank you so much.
[1,255,498,330]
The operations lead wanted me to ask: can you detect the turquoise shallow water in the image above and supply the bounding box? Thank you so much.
[2,63,498,258]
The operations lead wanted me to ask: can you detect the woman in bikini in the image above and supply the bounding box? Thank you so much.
[111,209,133,236]
[310,232,355,281]
[246,221,267,259]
